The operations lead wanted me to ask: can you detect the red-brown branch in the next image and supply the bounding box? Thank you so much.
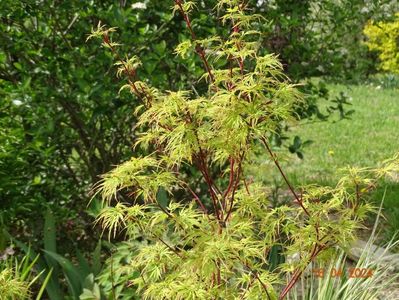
[195,154,222,221]
[279,243,326,299]
[223,157,235,208]
[232,23,244,75]
[243,177,251,195]
[224,163,242,222]
[174,0,215,83]
[102,34,151,107]
[224,150,245,222]
[260,137,310,217]
[183,182,208,213]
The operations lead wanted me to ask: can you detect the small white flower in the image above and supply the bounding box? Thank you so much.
[360,7,369,14]
[132,2,147,10]
[12,99,23,106]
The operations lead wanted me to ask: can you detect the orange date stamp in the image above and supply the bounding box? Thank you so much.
[312,268,373,278]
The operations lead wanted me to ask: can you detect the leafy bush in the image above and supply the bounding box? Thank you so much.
[366,73,399,89]
[259,0,399,80]
[88,1,399,299]
[364,12,399,74]
[0,0,196,245]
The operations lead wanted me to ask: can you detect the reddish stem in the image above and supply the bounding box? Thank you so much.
[279,244,326,299]
[223,157,235,207]
[102,34,151,107]
[183,182,208,214]
[224,147,245,222]
[196,155,222,221]
[224,159,242,222]
[175,0,215,83]
[233,24,244,75]
[243,177,250,195]
[260,137,310,217]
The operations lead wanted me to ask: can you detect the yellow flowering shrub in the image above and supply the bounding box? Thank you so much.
[364,13,399,73]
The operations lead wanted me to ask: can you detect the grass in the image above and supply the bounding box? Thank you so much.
[285,83,399,184]
[252,80,399,240]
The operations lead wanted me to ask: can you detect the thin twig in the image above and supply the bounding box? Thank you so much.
[102,34,151,107]
[223,157,236,207]
[240,275,256,300]
[224,157,243,222]
[197,157,222,221]
[260,136,310,217]
[182,181,208,213]
[243,177,251,195]
[238,257,271,300]
[157,236,183,258]
[253,271,272,300]
[174,0,216,84]
[279,243,326,299]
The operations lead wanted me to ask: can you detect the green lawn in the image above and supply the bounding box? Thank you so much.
[254,82,399,239]
[285,83,399,185]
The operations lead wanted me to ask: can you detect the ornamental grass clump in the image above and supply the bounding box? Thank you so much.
[0,249,50,300]
[88,1,399,299]
[0,268,30,300]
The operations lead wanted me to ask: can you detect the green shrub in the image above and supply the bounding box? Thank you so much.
[364,13,399,74]
[89,1,399,299]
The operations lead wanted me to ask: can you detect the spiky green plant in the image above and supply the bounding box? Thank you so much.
[87,1,399,299]
[0,248,51,300]
[0,268,30,300]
